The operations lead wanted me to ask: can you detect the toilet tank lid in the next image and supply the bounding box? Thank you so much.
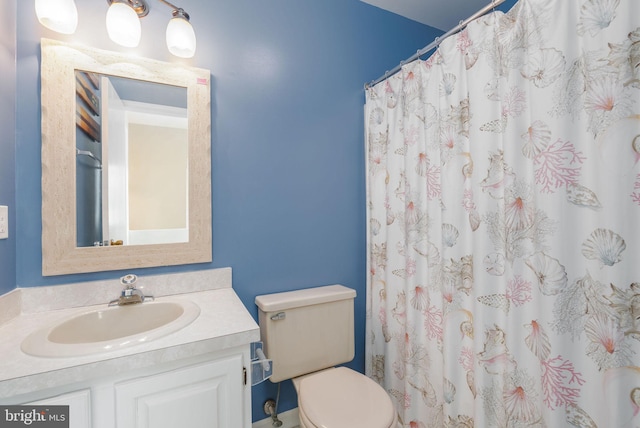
[255,285,356,312]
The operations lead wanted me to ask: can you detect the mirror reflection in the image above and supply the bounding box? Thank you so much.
[75,71,188,247]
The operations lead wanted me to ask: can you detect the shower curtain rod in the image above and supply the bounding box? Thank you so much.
[366,0,506,88]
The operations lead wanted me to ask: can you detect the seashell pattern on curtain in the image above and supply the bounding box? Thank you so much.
[365,0,640,426]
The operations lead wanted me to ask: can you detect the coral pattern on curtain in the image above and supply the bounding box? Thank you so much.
[365,0,640,426]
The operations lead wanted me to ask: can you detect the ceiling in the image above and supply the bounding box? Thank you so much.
[361,0,493,31]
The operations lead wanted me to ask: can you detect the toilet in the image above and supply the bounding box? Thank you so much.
[255,285,397,428]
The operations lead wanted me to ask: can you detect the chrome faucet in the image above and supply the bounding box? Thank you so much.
[108,274,154,306]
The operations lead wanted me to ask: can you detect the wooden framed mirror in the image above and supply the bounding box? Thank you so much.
[40,38,211,275]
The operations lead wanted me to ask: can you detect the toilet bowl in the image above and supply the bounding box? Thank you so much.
[292,367,397,428]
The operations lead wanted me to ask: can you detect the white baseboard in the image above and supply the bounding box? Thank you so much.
[253,408,300,428]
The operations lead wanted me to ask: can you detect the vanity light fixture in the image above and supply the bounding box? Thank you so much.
[106,0,144,47]
[165,7,196,58]
[105,0,197,58]
[35,0,196,58]
[35,0,79,34]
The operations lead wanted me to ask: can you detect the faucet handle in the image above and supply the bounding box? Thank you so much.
[120,274,141,299]
[109,274,150,306]
[120,274,138,288]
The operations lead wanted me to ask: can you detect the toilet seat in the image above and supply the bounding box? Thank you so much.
[294,367,396,428]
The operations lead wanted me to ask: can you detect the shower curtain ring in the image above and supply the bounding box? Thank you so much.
[632,134,640,155]
[366,77,377,89]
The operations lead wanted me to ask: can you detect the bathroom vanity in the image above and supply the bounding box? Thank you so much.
[0,40,259,427]
[0,268,260,428]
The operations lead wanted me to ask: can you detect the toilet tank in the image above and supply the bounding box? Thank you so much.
[255,285,356,383]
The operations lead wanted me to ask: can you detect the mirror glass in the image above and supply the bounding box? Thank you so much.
[41,38,212,276]
[75,71,189,247]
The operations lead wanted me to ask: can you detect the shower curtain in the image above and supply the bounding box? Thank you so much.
[365,0,640,426]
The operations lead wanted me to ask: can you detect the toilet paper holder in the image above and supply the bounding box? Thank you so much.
[250,341,273,386]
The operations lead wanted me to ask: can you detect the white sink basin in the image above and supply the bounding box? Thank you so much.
[21,299,200,358]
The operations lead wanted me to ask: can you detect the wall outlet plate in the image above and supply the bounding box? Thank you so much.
[0,206,8,239]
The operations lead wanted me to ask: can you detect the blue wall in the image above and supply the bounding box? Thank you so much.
[0,0,16,296]
[13,0,440,421]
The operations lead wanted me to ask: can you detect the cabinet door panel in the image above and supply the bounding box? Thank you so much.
[28,389,92,428]
[116,355,244,428]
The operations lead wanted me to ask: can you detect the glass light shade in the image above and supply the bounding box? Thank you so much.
[35,0,78,34]
[166,16,196,58]
[106,2,141,48]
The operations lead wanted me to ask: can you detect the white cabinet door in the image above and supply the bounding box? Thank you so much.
[28,389,92,428]
[115,354,244,428]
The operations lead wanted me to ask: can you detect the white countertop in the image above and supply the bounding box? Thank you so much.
[0,268,260,399]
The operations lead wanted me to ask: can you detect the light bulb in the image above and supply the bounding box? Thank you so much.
[106,1,141,48]
[166,10,196,58]
[35,0,78,34]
